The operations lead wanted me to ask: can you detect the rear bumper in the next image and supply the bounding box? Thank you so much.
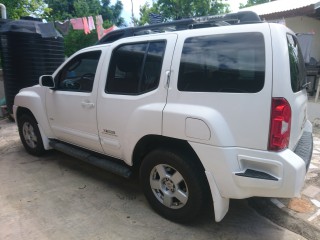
[294,131,313,171]
[190,128,313,200]
[190,121,313,222]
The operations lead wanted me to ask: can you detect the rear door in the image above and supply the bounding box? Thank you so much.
[96,34,177,162]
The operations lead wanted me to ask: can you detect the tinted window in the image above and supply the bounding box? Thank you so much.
[56,51,101,92]
[287,34,307,92]
[106,41,166,95]
[178,33,265,93]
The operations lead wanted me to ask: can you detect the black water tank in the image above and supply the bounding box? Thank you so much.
[0,19,65,114]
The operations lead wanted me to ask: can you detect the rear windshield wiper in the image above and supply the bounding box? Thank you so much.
[302,81,311,89]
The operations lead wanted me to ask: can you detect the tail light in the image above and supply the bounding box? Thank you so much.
[268,98,291,151]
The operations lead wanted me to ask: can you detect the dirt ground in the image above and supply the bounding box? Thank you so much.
[0,118,306,240]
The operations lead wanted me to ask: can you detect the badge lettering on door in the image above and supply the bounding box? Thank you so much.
[102,129,116,136]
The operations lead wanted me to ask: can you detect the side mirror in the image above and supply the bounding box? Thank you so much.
[39,75,55,88]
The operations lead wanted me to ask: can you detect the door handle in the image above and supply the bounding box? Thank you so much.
[165,70,171,89]
[81,100,95,109]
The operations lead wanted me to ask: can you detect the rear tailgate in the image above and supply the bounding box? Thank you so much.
[270,24,313,168]
[291,90,313,170]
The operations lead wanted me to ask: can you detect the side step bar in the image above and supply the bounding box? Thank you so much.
[49,140,132,178]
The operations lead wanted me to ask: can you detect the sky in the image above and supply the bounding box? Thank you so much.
[112,0,248,24]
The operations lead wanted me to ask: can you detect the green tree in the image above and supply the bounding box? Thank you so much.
[138,2,160,26]
[208,0,230,15]
[138,0,230,25]
[239,0,270,8]
[0,0,50,19]
[44,0,124,26]
[63,29,98,56]
[101,0,125,26]
[43,0,124,56]
[44,0,101,20]
[73,0,101,18]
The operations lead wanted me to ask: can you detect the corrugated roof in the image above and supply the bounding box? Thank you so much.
[239,0,320,16]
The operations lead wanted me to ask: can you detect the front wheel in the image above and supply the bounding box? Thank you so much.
[18,114,45,156]
[140,148,210,223]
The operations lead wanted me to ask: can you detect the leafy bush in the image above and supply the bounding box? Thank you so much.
[64,29,98,57]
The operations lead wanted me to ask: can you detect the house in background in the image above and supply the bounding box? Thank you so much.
[240,0,320,63]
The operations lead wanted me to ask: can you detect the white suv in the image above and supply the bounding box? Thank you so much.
[13,12,313,223]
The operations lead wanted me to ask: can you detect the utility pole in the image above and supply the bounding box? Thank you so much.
[131,0,135,26]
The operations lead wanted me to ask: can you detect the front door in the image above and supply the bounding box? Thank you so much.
[45,50,104,153]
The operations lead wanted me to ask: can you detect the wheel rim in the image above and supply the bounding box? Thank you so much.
[150,164,188,209]
[22,122,38,149]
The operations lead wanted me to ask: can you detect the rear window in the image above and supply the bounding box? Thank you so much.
[178,32,265,93]
[287,34,307,92]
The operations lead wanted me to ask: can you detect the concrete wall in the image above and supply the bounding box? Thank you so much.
[285,16,320,62]
[308,100,320,123]
[0,70,4,117]
[0,69,4,100]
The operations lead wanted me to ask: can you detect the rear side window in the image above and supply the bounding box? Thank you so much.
[178,33,265,93]
[287,34,307,92]
[106,41,166,95]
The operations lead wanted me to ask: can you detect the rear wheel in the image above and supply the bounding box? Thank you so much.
[18,114,45,156]
[140,148,209,222]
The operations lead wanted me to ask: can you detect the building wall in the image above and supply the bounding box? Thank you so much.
[0,70,4,100]
[285,16,320,62]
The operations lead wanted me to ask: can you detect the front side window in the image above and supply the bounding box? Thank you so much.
[55,51,101,92]
[106,41,166,95]
[287,34,307,92]
[178,33,265,93]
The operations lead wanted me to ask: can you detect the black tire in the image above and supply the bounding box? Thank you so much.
[140,148,210,223]
[18,114,45,156]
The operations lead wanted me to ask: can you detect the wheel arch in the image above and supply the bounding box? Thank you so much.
[15,106,52,150]
[132,135,212,200]
[132,135,207,176]
[16,107,36,123]
[14,90,55,141]
[136,135,214,222]
[16,109,46,155]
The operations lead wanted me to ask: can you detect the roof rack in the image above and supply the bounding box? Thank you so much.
[97,11,261,45]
